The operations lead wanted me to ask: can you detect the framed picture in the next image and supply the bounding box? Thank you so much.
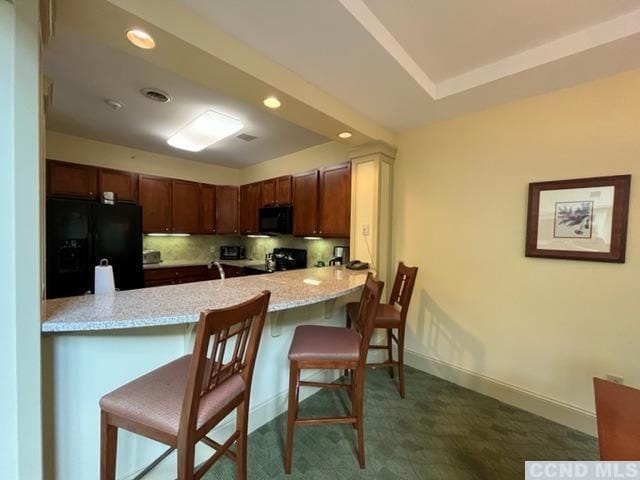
[525,175,631,262]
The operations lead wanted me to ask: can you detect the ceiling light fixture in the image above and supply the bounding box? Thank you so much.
[337,131,352,139]
[126,29,156,49]
[104,99,124,110]
[167,110,244,152]
[263,96,281,109]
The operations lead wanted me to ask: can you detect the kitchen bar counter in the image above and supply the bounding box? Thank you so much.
[42,265,367,479]
[43,266,368,332]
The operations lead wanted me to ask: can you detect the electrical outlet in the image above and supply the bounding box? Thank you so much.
[209,246,216,254]
[606,374,624,385]
[362,224,370,237]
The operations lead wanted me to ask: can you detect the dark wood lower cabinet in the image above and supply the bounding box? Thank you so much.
[143,265,210,287]
[143,264,245,287]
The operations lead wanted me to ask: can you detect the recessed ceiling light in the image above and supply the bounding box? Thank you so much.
[167,110,244,152]
[338,131,352,139]
[126,29,156,49]
[263,96,281,109]
[104,99,124,110]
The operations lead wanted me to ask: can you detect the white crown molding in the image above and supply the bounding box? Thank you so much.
[437,7,640,98]
[337,0,437,98]
[338,0,640,101]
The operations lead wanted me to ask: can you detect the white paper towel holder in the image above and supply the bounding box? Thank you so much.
[95,258,116,295]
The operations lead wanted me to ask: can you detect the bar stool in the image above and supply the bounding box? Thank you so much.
[284,273,384,472]
[594,377,640,459]
[99,291,271,480]
[346,262,418,398]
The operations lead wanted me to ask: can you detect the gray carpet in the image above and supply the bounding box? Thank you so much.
[203,366,598,479]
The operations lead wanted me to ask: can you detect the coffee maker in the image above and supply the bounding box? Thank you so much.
[329,246,350,266]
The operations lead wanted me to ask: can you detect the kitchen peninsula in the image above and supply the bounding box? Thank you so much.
[42,266,368,479]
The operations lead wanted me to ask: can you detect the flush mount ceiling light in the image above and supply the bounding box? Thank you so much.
[167,110,244,152]
[263,96,281,109]
[126,29,156,49]
[337,131,352,139]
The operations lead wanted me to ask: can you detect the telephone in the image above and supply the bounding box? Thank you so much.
[345,260,369,270]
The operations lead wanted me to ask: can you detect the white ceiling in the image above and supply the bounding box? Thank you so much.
[177,0,640,131]
[44,27,328,167]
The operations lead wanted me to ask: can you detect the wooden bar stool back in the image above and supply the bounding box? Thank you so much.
[285,272,384,473]
[594,377,640,460]
[100,291,271,480]
[346,262,418,397]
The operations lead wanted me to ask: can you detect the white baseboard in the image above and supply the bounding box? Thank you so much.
[120,368,340,480]
[404,349,597,436]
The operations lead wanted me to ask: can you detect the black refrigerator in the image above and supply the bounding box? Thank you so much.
[46,198,143,299]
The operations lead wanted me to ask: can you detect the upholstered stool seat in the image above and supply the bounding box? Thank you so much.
[346,302,401,328]
[289,325,361,362]
[100,355,245,437]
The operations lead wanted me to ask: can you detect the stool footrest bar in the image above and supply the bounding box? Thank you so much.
[300,380,352,389]
[295,416,357,426]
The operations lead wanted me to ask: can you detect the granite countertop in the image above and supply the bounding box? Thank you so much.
[143,259,264,269]
[43,266,368,333]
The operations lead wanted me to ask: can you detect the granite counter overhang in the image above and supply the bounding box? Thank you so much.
[42,266,368,333]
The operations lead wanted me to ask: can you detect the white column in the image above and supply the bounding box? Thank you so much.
[349,141,396,288]
[0,1,43,479]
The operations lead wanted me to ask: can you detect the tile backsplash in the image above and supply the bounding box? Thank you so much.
[244,237,349,267]
[143,235,349,267]
[143,235,242,263]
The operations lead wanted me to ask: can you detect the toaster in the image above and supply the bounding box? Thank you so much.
[142,250,162,264]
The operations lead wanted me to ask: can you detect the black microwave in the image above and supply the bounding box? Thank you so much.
[259,205,293,235]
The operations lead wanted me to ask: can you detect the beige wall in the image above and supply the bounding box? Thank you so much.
[46,131,241,185]
[46,132,350,187]
[240,141,349,184]
[393,68,640,418]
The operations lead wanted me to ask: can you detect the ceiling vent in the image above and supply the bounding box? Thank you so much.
[236,133,258,142]
[141,88,171,103]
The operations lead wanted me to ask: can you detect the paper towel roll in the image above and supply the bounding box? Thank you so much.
[94,259,115,295]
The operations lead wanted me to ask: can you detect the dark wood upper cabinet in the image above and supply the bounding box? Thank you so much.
[261,179,276,206]
[98,168,138,203]
[240,182,262,234]
[216,185,240,234]
[171,180,199,234]
[47,160,97,199]
[139,175,172,233]
[276,175,292,204]
[318,163,351,238]
[198,184,216,234]
[262,176,292,206]
[292,170,319,237]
